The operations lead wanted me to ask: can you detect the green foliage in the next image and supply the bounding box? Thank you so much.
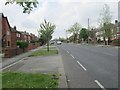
[16,40,28,49]
[80,28,89,41]
[67,22,81,43]
[29,49,58,57]
[38,19,56,51]
[5,0,38,14]
[101,23,116,38]
[112,39,120,44]
[3,72,58,88]
[30,40,39,44]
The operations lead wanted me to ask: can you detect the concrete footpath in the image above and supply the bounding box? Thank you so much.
[2,46,68,88]
[2,46,43,69]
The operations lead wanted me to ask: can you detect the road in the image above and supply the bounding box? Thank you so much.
[57,43,118,89]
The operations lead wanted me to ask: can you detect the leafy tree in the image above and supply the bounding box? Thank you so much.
[98,4,112,45]
[5,0,38,14]
[88,28,97,44]
[16,40,28,52]
[80,28,89,42]
[67,22,81,43]
[38,19,56,52]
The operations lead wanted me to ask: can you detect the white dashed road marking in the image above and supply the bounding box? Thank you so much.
[77,61,87,71]
[67,51,69,54]
[94,80,106,90]
[70,54,75,59]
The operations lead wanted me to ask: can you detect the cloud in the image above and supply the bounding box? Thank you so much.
[0,0,118,39]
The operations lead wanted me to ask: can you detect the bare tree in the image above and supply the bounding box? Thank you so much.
[67,22,81,43]
[98,4,112,45]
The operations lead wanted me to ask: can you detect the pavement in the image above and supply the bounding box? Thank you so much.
[2,46,68,88]
[57,43,118,89]
[1,46,43,69]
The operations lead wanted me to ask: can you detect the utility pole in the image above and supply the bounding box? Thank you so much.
[88,18,90,44]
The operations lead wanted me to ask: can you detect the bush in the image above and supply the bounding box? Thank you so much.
[112,39,120,46]
[16,40,28,48]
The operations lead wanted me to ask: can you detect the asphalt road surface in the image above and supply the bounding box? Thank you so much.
[57,43,118,89]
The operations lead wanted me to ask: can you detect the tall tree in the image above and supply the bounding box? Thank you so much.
[5,0,38,14]
[98,4,112,45]
[38,19,56,52]
[67,22,81,43]
[80,28,89,42]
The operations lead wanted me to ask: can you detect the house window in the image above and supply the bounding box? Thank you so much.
[7,41,10,47]
[7,31,10,35]
[16,33,20,37]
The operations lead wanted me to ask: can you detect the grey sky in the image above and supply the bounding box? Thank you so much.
[0,0,119,39]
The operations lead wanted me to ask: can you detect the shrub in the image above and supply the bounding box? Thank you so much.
[16,40,28,49]
[112,39,120,46]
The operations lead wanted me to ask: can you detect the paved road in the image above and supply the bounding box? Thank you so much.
[57,43,118,89]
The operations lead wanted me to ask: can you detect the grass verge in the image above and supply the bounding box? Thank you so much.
[2,72,58,88]
[29,46,58,57]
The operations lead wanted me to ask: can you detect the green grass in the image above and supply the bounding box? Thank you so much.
[0,72,2,89]
[29,46,58,57]
[2,72,58,88]
[43,46,57,50]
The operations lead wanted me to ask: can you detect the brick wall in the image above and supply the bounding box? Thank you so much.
[2,16,11,48]
[3,47,26,58]
[11,32,17,48]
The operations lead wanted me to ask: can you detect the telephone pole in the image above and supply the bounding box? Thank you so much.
[88,18,90,44]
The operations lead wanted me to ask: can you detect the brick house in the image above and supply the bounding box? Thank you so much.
[0,13,11,49]
[10,26,22,48]
[1,13,40,57]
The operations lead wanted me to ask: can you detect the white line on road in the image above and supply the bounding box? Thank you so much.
[70,54,75,59]
[102,52,115,57]
[67,51,69,54]
[0,58,24,71]
[77,61,87,71]
[94,80,106,90]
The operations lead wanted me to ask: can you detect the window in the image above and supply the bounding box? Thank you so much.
[7,41,10,47]
[7,31,10,35]
[16,33,20,37]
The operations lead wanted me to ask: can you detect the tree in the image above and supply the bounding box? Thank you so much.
[5,0,38,14]
[16,40,28,52]
[88,28,97,44]
[38,19,56,52]
[67,22,81,43]
[80,28,89,42]
[98,4,112,45]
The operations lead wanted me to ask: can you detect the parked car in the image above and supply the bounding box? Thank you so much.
[56,41,62,45]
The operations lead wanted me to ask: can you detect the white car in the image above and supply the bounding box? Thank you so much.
[56,41,62,45]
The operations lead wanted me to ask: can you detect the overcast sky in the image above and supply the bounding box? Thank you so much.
[0,0,119,39]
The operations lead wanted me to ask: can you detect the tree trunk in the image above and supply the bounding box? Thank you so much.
[23,48,24,53]
[47,41,49,52]
[108,37,111,45]
[104,37,107,45]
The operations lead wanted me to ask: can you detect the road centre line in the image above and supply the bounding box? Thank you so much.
[67,51,70,54]
[0,58,24,71]
[70,54,75,59]
[102,52,115,57]
[94,80,105,90]
[77,61,87,71]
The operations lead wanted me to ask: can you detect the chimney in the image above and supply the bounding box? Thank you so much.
[14,26,16,30]
[115,20,118,24]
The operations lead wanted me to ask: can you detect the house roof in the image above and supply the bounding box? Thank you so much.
[1,13,11,31]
